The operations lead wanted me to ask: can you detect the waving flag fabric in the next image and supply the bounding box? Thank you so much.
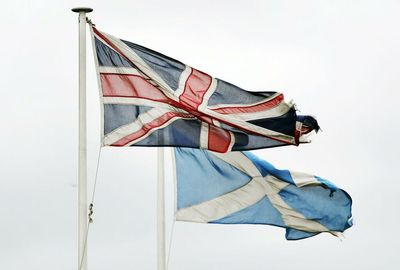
[174,148,352,240]
[90,26,319,153]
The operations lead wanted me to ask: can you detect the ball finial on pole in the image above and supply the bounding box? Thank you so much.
[71,7,93,13]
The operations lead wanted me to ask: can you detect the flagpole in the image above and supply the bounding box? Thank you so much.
[157,148,166,270]
[72,7,93,270]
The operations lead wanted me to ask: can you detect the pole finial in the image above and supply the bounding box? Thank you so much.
[71,7,93,13]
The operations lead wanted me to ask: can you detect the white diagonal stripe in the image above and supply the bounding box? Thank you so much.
[124,115,196,146]
[211,151,262,178]
[290,171,321,187]
[207,92,282,109]
[99,66,142,76]
[204,108,296,145]
[225,101,292,121]
[176,151,332,234]
[200,122,209,149]
[226,131,235,152]
[98,30,178,101]
[103,107,182,145]
[198,77,218,111]
[176,176,271,223]
[176,66,192,97]
[103,96,174,110]
[264,176,330,233]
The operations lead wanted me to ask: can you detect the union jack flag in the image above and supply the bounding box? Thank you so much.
[90,26,319,153]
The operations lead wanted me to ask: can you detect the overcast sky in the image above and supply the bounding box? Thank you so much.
[1,0,399,269]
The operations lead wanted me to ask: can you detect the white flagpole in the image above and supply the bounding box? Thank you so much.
[72,7,93,270]
[157,148,166,270]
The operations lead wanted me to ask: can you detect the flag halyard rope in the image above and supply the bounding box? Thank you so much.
[78,147,102,270]
[166,217,176,269]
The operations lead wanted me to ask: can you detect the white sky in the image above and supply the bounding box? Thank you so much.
[1,0,399,269]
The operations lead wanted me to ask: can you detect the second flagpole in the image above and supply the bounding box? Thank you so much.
[157,148,166,270]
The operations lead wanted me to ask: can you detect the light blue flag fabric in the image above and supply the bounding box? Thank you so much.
[174,148,353,240]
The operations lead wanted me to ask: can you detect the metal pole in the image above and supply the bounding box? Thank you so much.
[157,148,166,270]
[72,7,93,270]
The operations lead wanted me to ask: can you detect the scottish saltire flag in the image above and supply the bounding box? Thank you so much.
[174,148,352,240]
[90,26,320,153]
